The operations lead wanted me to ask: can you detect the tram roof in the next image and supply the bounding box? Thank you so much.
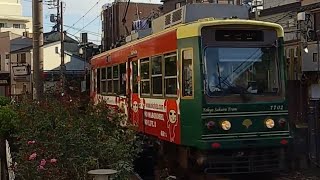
[177,18,284,39]
[92,19,284,61]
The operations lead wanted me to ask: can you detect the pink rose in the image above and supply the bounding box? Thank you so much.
[28,153,37,160]
[27,140,36,145]
[38,165,45,171]
[40,159,46,166]
[50,158,57,163]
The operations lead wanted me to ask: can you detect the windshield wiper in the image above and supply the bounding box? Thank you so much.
[217,63,222,89]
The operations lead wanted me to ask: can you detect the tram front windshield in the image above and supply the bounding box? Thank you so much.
[204,47,280,97]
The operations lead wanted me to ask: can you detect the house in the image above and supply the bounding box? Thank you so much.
[0,31,32,96]
[10,41,88,95]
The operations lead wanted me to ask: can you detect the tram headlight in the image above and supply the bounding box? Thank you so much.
[221,120,231,131]
[265,118,275,129]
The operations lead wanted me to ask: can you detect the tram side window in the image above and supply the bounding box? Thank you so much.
[165,53,177,96]
[152,56,163,96]
[101,68,107,94]
[113,65,119,94]
[141,58,150,96]
[119,63,126,95]
[97,68,101,94]
[107,67,112,93]
[132,61,138,94]
[182,49,193,97]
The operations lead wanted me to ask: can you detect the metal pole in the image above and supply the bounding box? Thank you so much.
[317,33,319,80]
[32,0,44,100]
[60,1,65,93]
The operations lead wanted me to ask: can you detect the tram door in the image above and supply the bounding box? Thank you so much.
[127,56,135,126]
[128,57,142,130]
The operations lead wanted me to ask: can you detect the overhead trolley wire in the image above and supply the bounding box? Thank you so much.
[66,0,102,32]
[71,14,101,36]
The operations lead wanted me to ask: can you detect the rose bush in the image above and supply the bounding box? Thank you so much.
[8,94,142,180]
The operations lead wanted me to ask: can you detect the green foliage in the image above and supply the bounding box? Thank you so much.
[0,96,17,138]
[0,106,17,137]
[0,96,10,106]
[10,95,142,180]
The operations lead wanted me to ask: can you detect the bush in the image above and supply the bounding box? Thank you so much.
[0,96,10,106]
[0,97,17,138]
[9,95,142,180]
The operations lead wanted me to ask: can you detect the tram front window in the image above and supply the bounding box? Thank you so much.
[204,47,280,97]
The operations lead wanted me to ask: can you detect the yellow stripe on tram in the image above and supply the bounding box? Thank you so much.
[177,19,284,39]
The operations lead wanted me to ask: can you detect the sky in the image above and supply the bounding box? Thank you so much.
[22,0,162,45]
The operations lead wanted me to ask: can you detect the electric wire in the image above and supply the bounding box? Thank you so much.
[66,0,102,32]
[71,14,101,36]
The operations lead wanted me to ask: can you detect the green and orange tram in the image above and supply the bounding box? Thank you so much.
[90,6,291,175]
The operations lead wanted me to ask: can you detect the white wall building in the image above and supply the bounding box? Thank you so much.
[10,41,88,95]
[0,0,32,35]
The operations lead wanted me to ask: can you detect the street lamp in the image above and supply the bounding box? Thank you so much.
[79,46,87,92]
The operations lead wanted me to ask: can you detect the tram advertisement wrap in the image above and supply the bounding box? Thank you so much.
[138,99,181,144]
[95,94,181,144]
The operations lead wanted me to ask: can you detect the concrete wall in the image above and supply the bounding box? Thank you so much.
[0,0,22,16]
[0,32,10,72]
[302,0,320,6]
[302,41,320,72]
[263,0,297,9]
[102,2,160,51]
[258,12,299,42]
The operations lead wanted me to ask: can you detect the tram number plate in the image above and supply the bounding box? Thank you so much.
[270,105,284,111]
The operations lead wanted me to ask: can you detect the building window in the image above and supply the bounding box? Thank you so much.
[182,49,193,97]
[217,0,234,4]
[0,23,5,28]
[13,24,21,29]
[164,53,177,96]
[5,54,10,59]
[140,58,150,96]
[19,53,26,63]
[313,53,318,63]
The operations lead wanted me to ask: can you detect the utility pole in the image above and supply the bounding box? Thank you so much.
[57,0,60,32]
[32,0,44,100]
[60,1,65,93]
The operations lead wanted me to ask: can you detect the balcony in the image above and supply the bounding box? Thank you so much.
[0,27,30,35]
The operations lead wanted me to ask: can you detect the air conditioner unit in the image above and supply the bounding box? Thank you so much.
[152,3,249,34]
[297,12,306,21]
